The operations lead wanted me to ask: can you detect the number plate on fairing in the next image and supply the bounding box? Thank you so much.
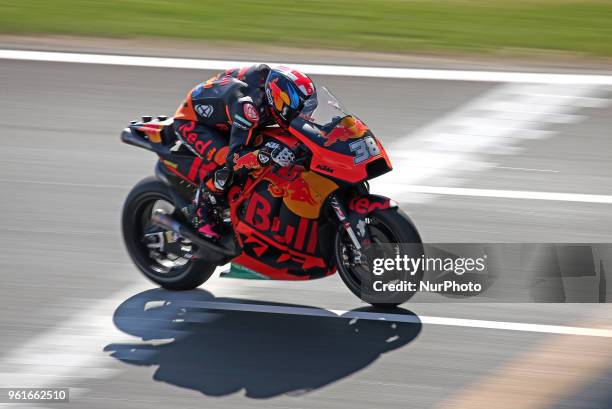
[349,136,381,164]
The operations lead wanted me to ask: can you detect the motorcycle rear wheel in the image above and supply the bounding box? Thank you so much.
[334,207,423,308]
[122,176,216,290]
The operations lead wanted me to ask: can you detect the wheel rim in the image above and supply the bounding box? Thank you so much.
[336,215,402,290]
[131,194,194,278]
[336,214,418,302]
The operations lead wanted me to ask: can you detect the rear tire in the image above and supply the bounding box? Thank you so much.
[122,176,216,290]
[334,207,423,308]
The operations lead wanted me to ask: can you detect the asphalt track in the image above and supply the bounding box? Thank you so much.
[1,53,611,409]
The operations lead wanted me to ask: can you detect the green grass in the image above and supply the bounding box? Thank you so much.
[1,0,612,56]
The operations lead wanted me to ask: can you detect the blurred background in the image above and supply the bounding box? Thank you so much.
[1,0,612,57]
[0,1,611,409]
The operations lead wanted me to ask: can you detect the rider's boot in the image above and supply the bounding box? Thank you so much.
[182,181,221,241]
[193,193,221,240]
[188,167,233,241]
[194,199,221,241]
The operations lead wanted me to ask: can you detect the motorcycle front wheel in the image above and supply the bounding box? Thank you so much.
[122,176,216,290]
[334,207,423,308]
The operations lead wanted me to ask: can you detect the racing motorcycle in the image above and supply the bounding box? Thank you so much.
[121,87,422,306]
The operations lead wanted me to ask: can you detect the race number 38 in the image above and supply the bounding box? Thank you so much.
[349,136,380,164]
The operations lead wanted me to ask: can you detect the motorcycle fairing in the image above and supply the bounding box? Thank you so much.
[127,119,219,187]
[132,118,174,144]
[262,166,339,219]
[288,115,392,184]
[161,155,219,186]
[230,181,336,279]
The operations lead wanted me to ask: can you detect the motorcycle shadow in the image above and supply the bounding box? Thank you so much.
[104,288,421,399]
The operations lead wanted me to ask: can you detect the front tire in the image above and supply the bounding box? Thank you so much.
[334,207,423,307]
[122,176,216,290]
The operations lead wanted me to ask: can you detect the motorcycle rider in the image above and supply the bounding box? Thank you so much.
[173,65,317,240]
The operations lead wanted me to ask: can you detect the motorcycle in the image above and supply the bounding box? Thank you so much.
[121,87,423,306]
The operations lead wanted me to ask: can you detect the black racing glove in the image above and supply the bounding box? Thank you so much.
[262,142,295,167]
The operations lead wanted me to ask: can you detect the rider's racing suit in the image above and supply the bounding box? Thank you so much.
[173,64,276,239]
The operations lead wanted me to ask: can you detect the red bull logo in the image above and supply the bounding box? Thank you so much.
[287,175,317,205]
[323,117,368,146]
[232,152,260,171]
[264,167,316,205]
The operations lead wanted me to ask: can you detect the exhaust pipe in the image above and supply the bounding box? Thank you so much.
[151,213,236,257]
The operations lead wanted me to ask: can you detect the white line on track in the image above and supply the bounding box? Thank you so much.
[496,166,559,173]
[371,83,612,204]
[172,300,612,338]
[398,185,612,204]
[2,49,612,84]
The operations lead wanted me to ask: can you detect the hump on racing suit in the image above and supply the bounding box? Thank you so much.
[174,64,275,166]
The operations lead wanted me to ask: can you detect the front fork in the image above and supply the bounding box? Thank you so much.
[329,194,368,265]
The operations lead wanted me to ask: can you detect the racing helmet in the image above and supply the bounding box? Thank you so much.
[264,66,317,127]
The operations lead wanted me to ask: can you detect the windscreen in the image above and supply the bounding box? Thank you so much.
[292,86,372,152]
[299,86,350,130]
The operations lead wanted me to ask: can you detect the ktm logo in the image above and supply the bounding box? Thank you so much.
[315,164,333,173]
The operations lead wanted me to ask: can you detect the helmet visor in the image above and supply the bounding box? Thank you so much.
[300,92,318,117]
